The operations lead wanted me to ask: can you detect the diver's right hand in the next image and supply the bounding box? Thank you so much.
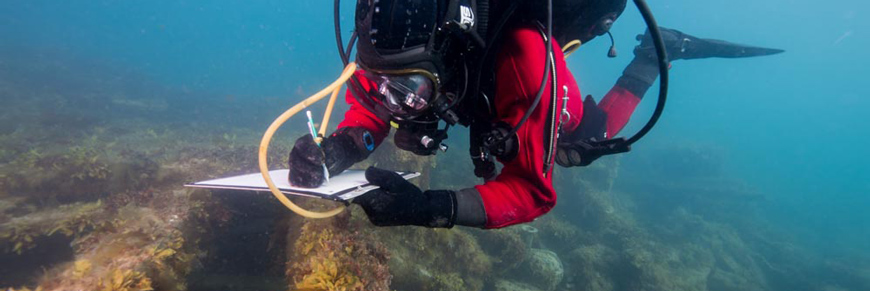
[288,127,378,188]
[288,134,326,188]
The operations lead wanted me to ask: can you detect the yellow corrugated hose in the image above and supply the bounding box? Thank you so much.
[562,39,582,59]
[258,62,357,218]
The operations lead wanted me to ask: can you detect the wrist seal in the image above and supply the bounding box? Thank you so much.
[421,190,458,228]
[322,127,377,175]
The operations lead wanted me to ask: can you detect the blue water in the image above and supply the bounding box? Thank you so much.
[606,0,870,256]
[1,0,868,290]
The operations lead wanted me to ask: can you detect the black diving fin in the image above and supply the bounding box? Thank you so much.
[635,27,785,60]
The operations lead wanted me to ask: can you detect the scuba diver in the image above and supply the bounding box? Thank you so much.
[287,0,783,229]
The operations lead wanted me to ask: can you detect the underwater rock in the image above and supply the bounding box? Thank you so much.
[551,166,627,242]
[600,207,774,291]
[379,225,491,291]
[493,279,543,291]
[707,267,767,291]
[0,201,110,255]
[471,228,527,273]
[28,189,213,291]
[1,147,111,204]
[512,248,563,291]
[286,206,392,291]
[108,151,160,193]
[565,244,619,291]
[535,216,589,254]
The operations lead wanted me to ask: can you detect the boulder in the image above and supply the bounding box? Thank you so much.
[493,279,543,291]
[513,248,564,291]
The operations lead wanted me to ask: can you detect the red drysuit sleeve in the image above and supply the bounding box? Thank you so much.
[336,71,391,146]
[598,86,641,138]
[475,26,584,228]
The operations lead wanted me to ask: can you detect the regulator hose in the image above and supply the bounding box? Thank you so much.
[258,62,357,219]
[625,0,669,145]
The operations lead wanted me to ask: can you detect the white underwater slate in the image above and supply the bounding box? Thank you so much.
[184,169,419,201]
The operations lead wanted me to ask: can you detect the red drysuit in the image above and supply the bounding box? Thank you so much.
[337,25,641,228]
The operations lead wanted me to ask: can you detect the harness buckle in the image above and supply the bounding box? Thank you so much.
[560,85,571,123]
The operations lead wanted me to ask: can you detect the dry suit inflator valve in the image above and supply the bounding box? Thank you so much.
[421,135,449,152]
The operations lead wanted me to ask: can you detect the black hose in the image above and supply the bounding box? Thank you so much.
[345,31,357,62]
[334,0,349,66]
[467,0,521,113]
[625,0,668,145]
[491,0,553,146]
[334,0,387,120]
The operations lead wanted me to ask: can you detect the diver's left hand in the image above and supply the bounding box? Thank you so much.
[352,167,456,228]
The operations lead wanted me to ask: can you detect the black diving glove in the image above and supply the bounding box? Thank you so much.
[555,95,616,168]
[287,127,376,188]
[352,167,458,228]
[619,26,785,97]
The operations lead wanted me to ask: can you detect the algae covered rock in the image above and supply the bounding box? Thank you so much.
[566,244,619,291]
[471,228,527,272]
[512,248,563,291]
[380,226,492,291]
[493,279,543,291]
[287,209,392,291]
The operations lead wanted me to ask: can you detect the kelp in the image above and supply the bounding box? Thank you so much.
[288,209,391,291]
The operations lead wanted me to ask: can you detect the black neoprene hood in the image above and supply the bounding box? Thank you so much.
[519,0,628,43]
[354,0,447,74]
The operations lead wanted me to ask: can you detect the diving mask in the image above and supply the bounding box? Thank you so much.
[363,70,437,120]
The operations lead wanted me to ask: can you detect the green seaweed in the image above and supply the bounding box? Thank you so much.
[294,252,364,291]
[66,147,109,181]
[31,190,210,291]
[0,145,111,204]
[427,272,465,291]
[288,212,391,291]
[0,201,112,254]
